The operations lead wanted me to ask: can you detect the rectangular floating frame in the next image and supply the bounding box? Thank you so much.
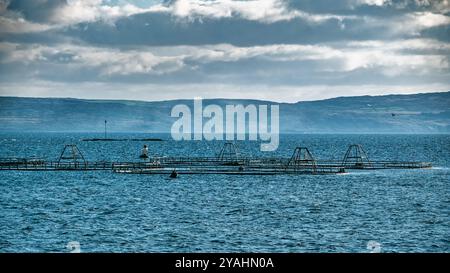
[0,143,432,175]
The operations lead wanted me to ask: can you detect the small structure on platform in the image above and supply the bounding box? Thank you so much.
[286,147,317,173]
[139,144,149,159]
[342,144,372,169]
[217,142,241,165]
[57,144,87,169]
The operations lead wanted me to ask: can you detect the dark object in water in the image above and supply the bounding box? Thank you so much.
[139,154,149,159]
[170,170,178,178]
[82,138,163,142]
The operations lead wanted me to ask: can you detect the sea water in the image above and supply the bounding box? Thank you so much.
[0,133,448,252]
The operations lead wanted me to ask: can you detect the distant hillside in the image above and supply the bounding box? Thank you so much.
[0,92,449,133]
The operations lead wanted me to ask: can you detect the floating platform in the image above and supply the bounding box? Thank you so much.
[318,144,432,169]
[82,138,163,142]
[316,160,432,170]
[113,167,340,175]
[0,143,432,175]
[0,160,114,171]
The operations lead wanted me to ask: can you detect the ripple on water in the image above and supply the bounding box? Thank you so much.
[0,133,449,252]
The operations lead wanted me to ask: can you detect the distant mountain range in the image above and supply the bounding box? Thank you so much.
[0,92,449,133]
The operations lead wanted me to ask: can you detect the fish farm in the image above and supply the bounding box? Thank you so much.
[0,142,432,176]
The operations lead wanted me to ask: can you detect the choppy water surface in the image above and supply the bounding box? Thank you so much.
[0,133,449,252]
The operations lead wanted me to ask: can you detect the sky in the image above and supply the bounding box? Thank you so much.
[0,0,449,102]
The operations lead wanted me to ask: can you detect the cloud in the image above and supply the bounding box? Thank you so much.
[0,14,50,33]
[2,0,448,43]
[391,11,450,35]
[0,43,184,75]
[1,0,357,33]
[0,1,449,102]
[1,38,448,81]
[0,0,170,33]
[49,0,358,25]
[355,0,450,13]
[356,0,391,6]
[0,0,52,33]
[51,0,169,25]
[5,0,66,22]
[169,0,355,23]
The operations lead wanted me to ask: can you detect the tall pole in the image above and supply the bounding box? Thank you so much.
[104,120,107,139]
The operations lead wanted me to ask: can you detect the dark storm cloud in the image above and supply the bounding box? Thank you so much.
[6,0,66,22]
[61,14,385,47]
[421,24,450,42]
[286,0,449,16]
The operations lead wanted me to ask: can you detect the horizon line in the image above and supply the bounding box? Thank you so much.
[0,90,449,104]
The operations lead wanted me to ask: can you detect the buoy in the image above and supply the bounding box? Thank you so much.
[170,170,178,178]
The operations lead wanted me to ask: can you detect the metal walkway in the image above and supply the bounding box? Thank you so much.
[0,143,432,175]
